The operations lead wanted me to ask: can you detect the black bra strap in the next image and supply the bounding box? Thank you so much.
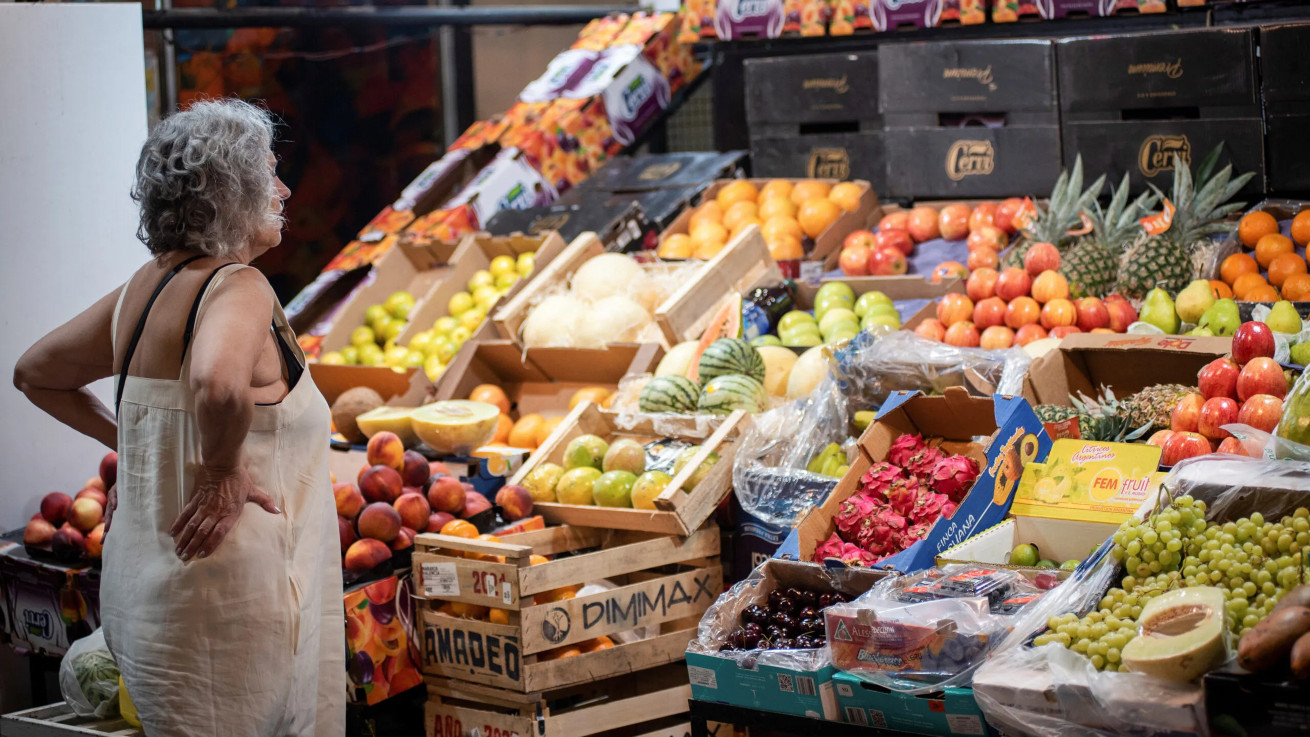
[115,254,205,416]
[181,263,242,364]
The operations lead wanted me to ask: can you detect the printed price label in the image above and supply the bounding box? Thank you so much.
[687,665,718,689]
[422,562,461,598]
[946,713,984,735]
[503,581,513,606]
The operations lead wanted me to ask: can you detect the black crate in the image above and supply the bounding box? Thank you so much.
[574,151,747,193]
[1260,23,1310,194]
[1204,663,1310,737]
[749,132,886,195]
[1057,28,1258,118]
[879,39,1057,120]
[883,126,1061,199]
[1062,118,1265,195]
[482,201,655,253]
[744,51,881,130]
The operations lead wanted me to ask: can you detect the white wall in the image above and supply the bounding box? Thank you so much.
[0,4,148,535]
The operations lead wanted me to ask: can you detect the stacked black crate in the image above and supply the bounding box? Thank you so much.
[1058,28,1265,196]
[880,39,1062,200]
[1259,23,1310,196]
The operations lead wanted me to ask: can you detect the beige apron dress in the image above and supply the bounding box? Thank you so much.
[102,260,345,737]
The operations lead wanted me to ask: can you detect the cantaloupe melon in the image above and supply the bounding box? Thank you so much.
[410,400,500,455]
[356,406,419,447]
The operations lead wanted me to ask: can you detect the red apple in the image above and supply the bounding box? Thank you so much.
[914,319,947,342]
[878,211,909,232]
[1162,431,1213,466]
[973,297,1008,330]
[966,268,999,302]
[939,203,972,241]
[869,247,908,276]
[1217,437,1256,457]
[1198,358,1240,400]
[41,492,73,526]
[838,246,870,276]
[1014,324,1048,346]
[1232,322,1276,366]
[943,321,981,348]
[1198,397,1240,441]
[1170,393,1205,433]
[1239,394,1284,433]
[875,228,915,256]
[1048,326,1082,339]
[969,202,998,231]
[995,268,1032,302]
[1147,429,1174,449]
[907,206,941,242]
[843,229,876,251]
[995,197,1024,234]
[1023,243,1061,277]
[1237,357,1287,402]
[966,226,1008,253]
[1074,298,1109,332]
[980,325,1015,350]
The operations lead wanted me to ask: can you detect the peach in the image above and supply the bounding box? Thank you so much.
[967,247,999,271]
[429,461,450,477]
[99,452,118,489]
[969,202,998,231]
[1024,243,1060,277]
[24,517,56,546]
[76,487,108,507]
[344,538,392,573]
[967,226,1007,252]
[86,524,105,558]
[359,465,403,504]
[427,475,466,515]
[1199,397,1240,441]
[1005,296,1041,329]
[908,206,941,242]
[84,476,106,492]
[41,492,72,526]
[995,268,1032,302]
[980,325,1015,350]
[936,294,975,327]
[1014,324,1048,346]
[335,483,366,518]
[967,268,999,302]
[52,524,85,558]
[875,228,914,257]
[495,484,534,521]
[1032,271,1070,304]
[879,211,909,232]
[973,297,1007,330]
[1237,358,1287,402]
[339,516,357,553]
[401,451,430,488]
[463,489,493,519]
[366,431,405,470]
[1239,394,1284,433]
[1171,393,1205,433]
[914,319,947,342]
[1074,298,1109,332]
[357,464,370,486]
[391,527,416,552]
[1048,326,1082,339]
[393,492,431,532]
[357,502,402,543]
[68,498,103,533]
[939,203,972,241]
[427,511,456,532]
[943,321,980,348]
[1039,298,1076,330]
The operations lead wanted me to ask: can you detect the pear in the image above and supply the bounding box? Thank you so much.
[1140,288,1180,335]
[1198,298,1241,338]
[1291,341,1310,367]
[1265,300,1304,335]
[1175,279,1216,325]
[1187,326,1215,337]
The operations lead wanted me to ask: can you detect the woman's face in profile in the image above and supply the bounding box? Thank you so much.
[252,152,291,259]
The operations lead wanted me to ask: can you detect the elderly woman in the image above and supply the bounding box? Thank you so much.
[13,99,344,736]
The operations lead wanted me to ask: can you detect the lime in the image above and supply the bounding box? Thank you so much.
[563,434,609,470]
[1060,559,1081,571]
[632,471,672,510]
[1036,559,1059,570]
[1010,543,1039,567]
[593,470,637,508]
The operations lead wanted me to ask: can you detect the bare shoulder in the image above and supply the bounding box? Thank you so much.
[206,265,276,311]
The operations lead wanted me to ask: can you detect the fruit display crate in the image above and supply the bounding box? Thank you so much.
[654,226,778,346]
[413,524,722,693]
[508,401,749,535]
[0,703,139,737]
[424,663,693,737]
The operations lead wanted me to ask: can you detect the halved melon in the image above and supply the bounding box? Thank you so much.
[356,406,419,446]
[686,295,743,383]
[410,400,500,455]
[1121,586,1226,682]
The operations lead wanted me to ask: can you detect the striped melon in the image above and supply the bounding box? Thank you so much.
[639,375,700,414]
[697,338,765,386]
[698,374,768,415]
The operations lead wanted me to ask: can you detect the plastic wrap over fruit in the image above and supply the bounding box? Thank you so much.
[1164,455,1310,521]
[59,629,120,718]
[609,372,773,440]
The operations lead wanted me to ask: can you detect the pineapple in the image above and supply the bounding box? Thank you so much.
[1115,145,1255,299]
[1068,389,1152,443]
[1035,404,1079,425]
[1122,383,1194,432]
[1003,155,1106,269]
[1060,173,1158,298]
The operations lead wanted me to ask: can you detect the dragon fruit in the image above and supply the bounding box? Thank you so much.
[904,446,946,484]
[941,499,958,520]
[887,433,927,468]
[813,534,878,567]
[908,492,951,523]
[813,533,845,563]
[901,521,934,545]
[834,493,879,537]
[884,478,921,517]
[860,461,904,500]
[930,454,980,502]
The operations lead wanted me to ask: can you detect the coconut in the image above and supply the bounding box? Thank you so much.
[522,294,586,348]
[786,346,831,399]
[656,341,699,378]
[330,387,384,444]
[756,345,799,398]
[572,295,651,348]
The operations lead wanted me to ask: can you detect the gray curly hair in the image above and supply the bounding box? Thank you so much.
[131,98,282,259]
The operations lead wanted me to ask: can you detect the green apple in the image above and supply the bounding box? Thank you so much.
[778,310,816,333]
[862,313,901,331]
[819,308,859,336]
[825,325,859,344]
[752,334,783,347]
[814,294,853,322]
[854,291,892,318]
[785,332,822,347]
[816,281,856,306]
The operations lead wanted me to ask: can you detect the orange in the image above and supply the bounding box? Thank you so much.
[508,413,544,448]
[688,202,722,229]
[768,236,804,261]
[722,201,758,232]
[569,386,610,409]
[488,608,511,625]
[534,586,577,605]
[1255,233,1295,268]
[759,179,793,202]
[468,533,504,562]
[1239,210,1280,248]
[448,601,489,620]
[469,384,511,415]
[1268,252,1307,287]
[1246,284,1280,302]
[1293,210,1310,247]
[828,182,864,213]
[797,198,843,238]
[1283,273,1310,301]
[758,196,797,221]
[1209,280,1234,300]
[693,241,726,260]
[529,554,550,566]
[580,636,615,652]
[691,220,729,248]
[715,180,759,209]
[1220,252,1259,285]
[535,416,564,447]
[657,233,693,259]
[1232,272,1269,300]
[731,218,764,239]
[540,646,582,660]
[790,180,831,205]
[440,519,478,539]
[761,215,804,243]
[494,414,513,444]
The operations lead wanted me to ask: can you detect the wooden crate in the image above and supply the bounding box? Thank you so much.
[509,402,747,535]
[0,703,140,737]
[653,226,774,347]
[413,525,721,692]
[424,663,692,737]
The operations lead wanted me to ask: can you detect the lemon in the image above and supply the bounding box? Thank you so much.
[384,290,415,319]
[516,251,535,277]
[431,336,459,363]
[458,308,485,333]
[350,325,377,348]
[489,254,517,278]
[408,330,436,355]
[377,318,405,343]
[424,355,445,382]
[473,285,501,309]
[320,351,346,365]
[119,677,141,728]
[339,345,359,365]
[449,326,472,346]
[358,344,385,366]
[364,304,390,330]
[384,344,410,367]
[448,292,474,316]
[433,316,459,335]
[467,270,495,292]
[495,272,519,290]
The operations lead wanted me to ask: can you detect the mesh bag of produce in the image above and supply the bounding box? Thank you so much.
[58,628,120,718]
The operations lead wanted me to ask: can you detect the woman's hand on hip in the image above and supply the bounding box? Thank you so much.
[170,465,280,561]
[104,484,118,536]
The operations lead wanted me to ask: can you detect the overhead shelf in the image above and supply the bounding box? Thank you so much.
[142,5,635,29]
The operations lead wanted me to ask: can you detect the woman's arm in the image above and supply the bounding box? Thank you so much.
[13,287,122,450]
[171,268,279,561]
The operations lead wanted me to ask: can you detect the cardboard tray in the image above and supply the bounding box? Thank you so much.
[507,401,749,536]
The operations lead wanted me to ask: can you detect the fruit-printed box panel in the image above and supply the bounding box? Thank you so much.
[868,0,985,31]
[1056,28,1257,115]
[1062,119,1265,198]
[832,673,991,734]
[884,127,1061,200]
[744,52,881,127]
[992,0,1166,22]
[749,134,886,213]
[879,39,1055,115]
[0,541,101,657]
[575,151,746,193]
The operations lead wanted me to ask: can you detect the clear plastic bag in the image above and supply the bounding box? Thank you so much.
[1165,454,1310,520]
[58,629,120,719]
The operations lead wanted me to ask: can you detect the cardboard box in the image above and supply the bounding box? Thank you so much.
[832,673,990,734]
[0,538,101,656]
[710,0,787,40]
[744,52,881,129]
[346,576,423,705]
[1260,24,1310,194]
[991,0,1166,21]
[885,127,1062,200]
[686,559,891,720]
[407,147,559,245]
[1021,332,1233,408]
[1205,663,1310,737]
[483,201,654,254]
[787,389,1053,573]
[575,151,747,193]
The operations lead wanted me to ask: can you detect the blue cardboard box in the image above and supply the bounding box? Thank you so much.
[686,559,891,720]
[832,671,994,736]
[780,389,1051,573]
